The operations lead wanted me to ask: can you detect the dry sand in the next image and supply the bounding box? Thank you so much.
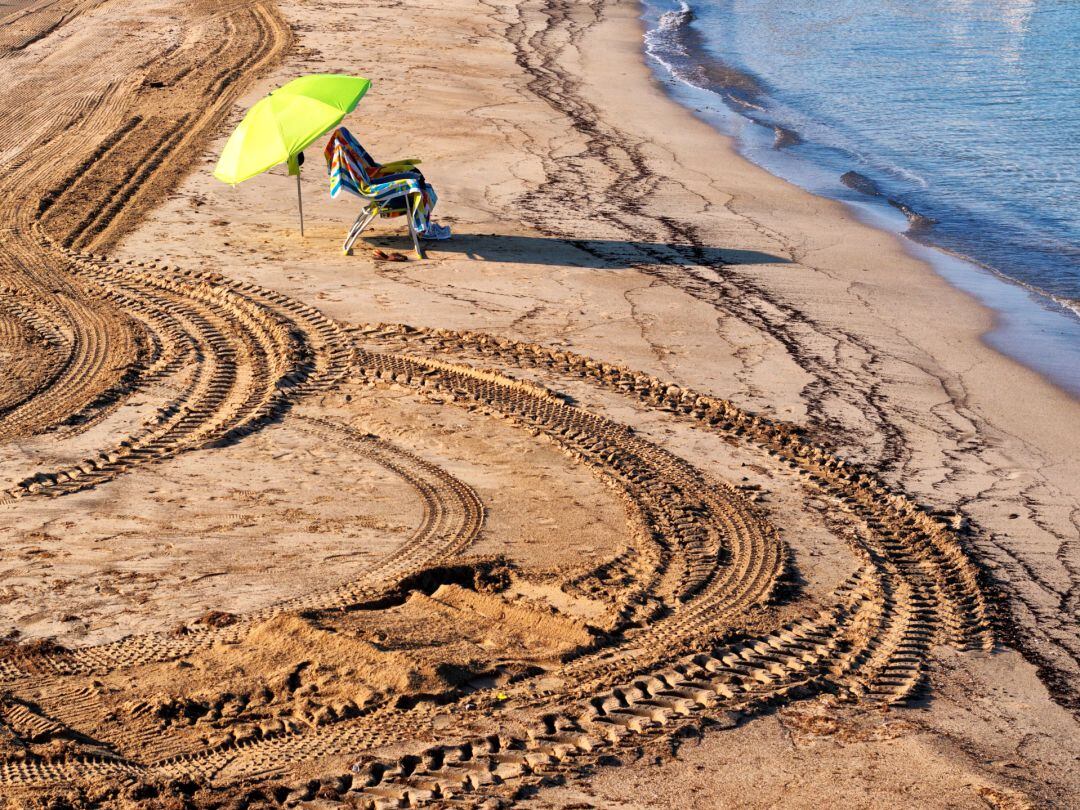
[0,0,1078,807]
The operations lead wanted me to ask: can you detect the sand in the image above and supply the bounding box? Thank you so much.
[0,0,1078,806]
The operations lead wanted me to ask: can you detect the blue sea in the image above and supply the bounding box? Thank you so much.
[642,0,1080,395]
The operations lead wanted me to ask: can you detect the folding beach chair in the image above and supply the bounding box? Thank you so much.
[324,127,439,258]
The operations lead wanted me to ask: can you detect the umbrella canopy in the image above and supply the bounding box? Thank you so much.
[213,74,371,185]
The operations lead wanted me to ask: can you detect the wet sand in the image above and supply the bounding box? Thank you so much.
[0,0,1078,806]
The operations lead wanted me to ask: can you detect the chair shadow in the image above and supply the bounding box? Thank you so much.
[361,232,791,268]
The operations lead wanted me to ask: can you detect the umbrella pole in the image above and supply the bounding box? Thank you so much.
[296,171,304,237]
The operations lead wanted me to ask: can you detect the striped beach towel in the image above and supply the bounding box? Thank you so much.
[324,127,437,233]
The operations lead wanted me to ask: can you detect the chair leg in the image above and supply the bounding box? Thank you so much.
[406,195,425,259]
[342,211,365,253]
[344,206,377,255]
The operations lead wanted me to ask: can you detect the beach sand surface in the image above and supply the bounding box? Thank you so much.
[0,0,1077,806]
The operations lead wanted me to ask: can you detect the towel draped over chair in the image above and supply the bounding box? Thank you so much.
[324,127,438,255]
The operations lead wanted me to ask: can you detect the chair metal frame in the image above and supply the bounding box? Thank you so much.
[326,128,430,259]
[343,192,424,258]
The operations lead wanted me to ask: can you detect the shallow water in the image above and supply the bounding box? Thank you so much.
[642,0,1080,395]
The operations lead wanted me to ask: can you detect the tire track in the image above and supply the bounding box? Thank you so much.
[0,0,292,443]
[0,325,989,802]
[0,0,997,803]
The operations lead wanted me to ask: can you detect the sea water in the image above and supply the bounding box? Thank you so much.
[641,0,1080,396]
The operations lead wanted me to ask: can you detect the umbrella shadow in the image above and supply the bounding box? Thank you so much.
[362,232,791,268]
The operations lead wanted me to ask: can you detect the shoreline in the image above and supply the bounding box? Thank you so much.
[639,0,1080,400]
[589,0,1080,746]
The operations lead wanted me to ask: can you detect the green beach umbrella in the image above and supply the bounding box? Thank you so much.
[213,74,371,235]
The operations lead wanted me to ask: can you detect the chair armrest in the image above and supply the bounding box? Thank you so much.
[380,158,422,170]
